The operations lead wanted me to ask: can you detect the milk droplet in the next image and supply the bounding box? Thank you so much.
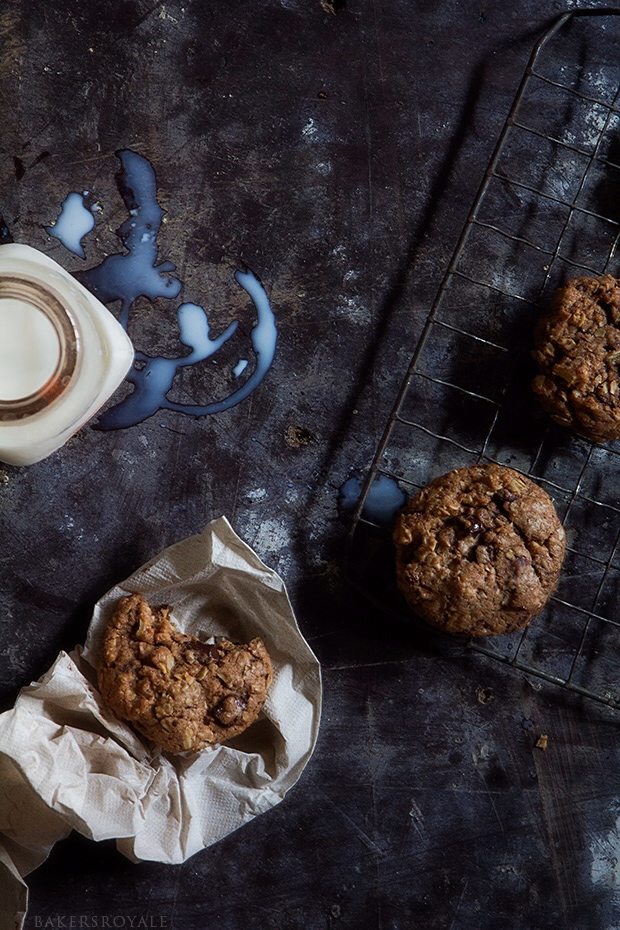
[46,192,95,258]
[338,470,407,526]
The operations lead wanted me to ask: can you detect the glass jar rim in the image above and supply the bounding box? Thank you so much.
[0,274,80,421]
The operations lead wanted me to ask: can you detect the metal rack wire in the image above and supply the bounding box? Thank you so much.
[345,8,620,709]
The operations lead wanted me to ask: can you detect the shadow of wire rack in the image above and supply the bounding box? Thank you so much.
[344,8,620,709]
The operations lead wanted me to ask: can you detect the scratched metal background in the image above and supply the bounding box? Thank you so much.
[2,1,620,927]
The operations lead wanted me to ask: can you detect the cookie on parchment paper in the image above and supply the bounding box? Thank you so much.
[98,594,273,754]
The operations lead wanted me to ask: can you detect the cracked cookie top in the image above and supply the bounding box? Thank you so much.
[392,464,566,636]
[98,594,273,754]
[532,274,620,443]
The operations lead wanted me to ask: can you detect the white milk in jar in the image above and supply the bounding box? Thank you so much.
[0,244,134,465]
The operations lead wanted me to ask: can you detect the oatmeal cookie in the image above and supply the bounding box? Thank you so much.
[393,464,566,636]
[98,594,273,753]
[532,274,620,442]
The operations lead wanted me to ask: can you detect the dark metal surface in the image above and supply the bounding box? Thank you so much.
[4,1,620,928]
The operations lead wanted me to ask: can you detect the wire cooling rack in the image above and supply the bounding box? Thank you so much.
[345,8,620,709]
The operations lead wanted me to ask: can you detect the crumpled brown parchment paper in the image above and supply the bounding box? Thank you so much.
[0,516,322,928]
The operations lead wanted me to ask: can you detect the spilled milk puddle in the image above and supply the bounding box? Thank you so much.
[338,470,406,527]
[46,150,277,430]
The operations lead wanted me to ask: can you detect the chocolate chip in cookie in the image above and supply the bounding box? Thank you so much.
[393,464,566,637]
[532,274,620,443]
[98,594,273,754]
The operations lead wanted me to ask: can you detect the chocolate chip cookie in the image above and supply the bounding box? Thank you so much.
[393,464,566,636]
[98,594,273,753]
[532,274,620,443]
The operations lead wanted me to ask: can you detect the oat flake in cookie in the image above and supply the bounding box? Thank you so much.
[393,465,566,637]
[532,274,620,443]
[98,594,273,753]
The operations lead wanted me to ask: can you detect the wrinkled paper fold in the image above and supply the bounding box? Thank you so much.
[0,516,321,927]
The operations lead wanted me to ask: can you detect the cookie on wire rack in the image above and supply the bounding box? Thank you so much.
[392,464,566,637]
[532,274,620,443]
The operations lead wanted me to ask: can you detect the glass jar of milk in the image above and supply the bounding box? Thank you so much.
[0,244,134,465]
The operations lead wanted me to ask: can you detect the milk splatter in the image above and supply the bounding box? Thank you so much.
[49,150,277,430]
[76,150,181,328]
[338,469,407,526]
[97,269,275,429]
[46,192,96,258]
